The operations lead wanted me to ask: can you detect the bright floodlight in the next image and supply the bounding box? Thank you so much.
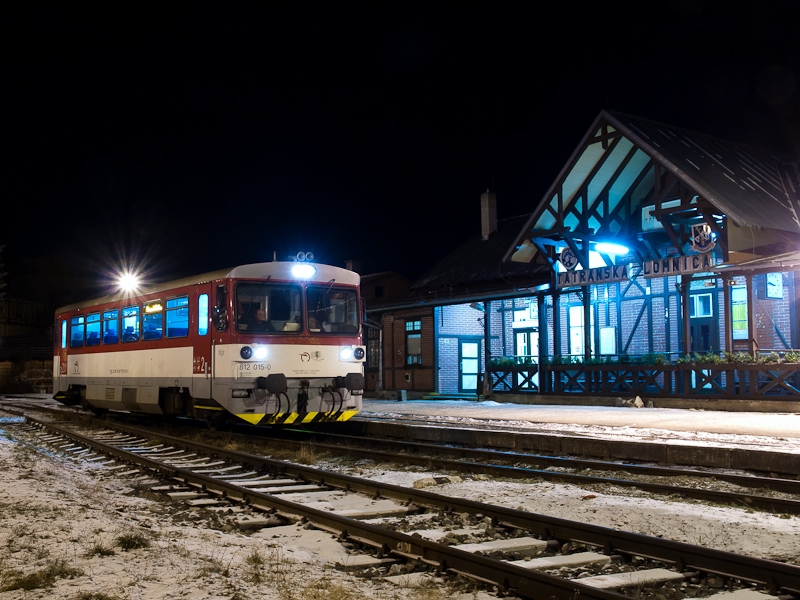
[595,242,630,256]
[117,272,140,292]
[291,264,316,279]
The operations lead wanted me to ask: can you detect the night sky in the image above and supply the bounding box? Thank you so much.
[4,2,800,305]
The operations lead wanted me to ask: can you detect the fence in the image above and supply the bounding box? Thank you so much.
[489,362,800,400]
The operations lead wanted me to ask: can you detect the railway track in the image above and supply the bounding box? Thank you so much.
[247,426,800,514]
[4,397,800,514]
[4,413,799,600]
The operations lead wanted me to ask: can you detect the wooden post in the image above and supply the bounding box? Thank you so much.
[722,276,733,353]
[553,290,561,357]
[483,301,491,397]
[583,288,591,362]
[681,274,691,356]
[583,239,591,363]
[746,273,758,357]
[537,294,546,393]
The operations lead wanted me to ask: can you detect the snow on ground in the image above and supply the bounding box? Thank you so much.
[0,418,488,600]
[361,399,800,453]
[328,458,800,563]
[1,401,799,599]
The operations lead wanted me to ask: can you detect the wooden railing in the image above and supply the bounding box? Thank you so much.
[489,362,800,400]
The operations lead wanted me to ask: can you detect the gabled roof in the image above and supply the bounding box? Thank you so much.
[412,214,548,292]
[609,112,800,233]
[507,110,800,266]
[360,271,410,285]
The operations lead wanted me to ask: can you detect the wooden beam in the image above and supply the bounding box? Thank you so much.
[563,136,624,232]
[662,221,687,256]
[562,232,591,269]
[584,143,639,231]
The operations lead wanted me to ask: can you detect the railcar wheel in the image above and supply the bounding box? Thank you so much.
[204,412,229,431]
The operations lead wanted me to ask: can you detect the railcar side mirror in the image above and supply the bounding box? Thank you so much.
[211,307,228,332]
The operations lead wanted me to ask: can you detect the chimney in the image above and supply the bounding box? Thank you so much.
[480,189,497,240]
[345,259,363,273]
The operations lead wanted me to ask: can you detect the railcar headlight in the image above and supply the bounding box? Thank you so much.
[354,347,365,360]
[240,346,253,359]
[339,347,353,361]
[254,346,268,360]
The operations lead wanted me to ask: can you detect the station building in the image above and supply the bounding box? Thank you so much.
[366,111,800,409]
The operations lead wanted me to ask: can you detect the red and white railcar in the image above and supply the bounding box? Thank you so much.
[53,262,365,425]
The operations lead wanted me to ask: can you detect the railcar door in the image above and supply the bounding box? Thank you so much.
[191,284,213,399]
[57,318,68,389]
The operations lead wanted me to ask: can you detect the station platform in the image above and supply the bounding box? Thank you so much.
[361,398,800,440]
[357,399,800,475]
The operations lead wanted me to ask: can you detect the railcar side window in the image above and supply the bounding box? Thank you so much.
[236,283,302,334]
[166,296,189,338]
[85,313,101,346]
[121,306,140,342]
[61,320,67,349]
[143,300,163,340]
[70,316,85,347]
[306,286,359,334]
[103,309,119,344]
[198,294,209,336]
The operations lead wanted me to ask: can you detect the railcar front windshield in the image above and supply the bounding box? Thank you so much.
[306,285,359,334]
[235,281,359,335]
[236,282,303,333]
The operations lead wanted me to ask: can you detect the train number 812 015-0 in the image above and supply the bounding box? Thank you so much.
[238,363,271,371]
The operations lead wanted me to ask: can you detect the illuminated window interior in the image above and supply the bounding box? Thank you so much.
[85,313,101,346]
[103,309,119,344]
[121,306,140,342]
[166,296,189,338]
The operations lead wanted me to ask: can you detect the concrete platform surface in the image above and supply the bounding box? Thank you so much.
[362,399,800,441]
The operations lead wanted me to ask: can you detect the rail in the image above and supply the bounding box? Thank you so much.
[24,416,800,596]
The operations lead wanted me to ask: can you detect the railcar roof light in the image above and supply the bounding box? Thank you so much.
[291,264,316,279]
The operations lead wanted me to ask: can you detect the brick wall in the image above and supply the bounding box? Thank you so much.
[437,303,487,394]
[381,306,435,392]
[375,272,797,394]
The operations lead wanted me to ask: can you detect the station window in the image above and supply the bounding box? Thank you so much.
[689,293,713,318]
[103,309,119,344]
[70,316,85,348]
[143,300,163,340]
[406,320,422,365]
[121,306,140,342]
[85,313,101,346]
[198,294,209,336]
[166,296,189,338]
[731,287,748,340]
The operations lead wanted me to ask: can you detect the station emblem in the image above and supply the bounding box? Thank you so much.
[559,247,579,270]
[691,223,716,253]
